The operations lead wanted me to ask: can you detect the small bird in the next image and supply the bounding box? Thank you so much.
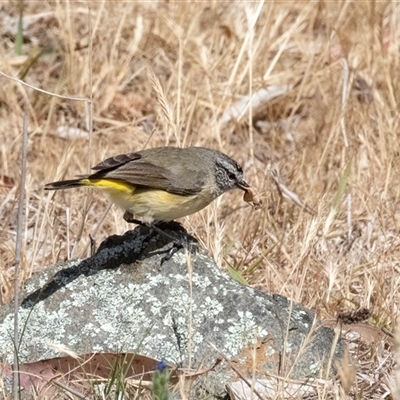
[45,146,251,224]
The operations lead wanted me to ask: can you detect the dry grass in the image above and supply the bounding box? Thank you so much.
[0,0,399,398]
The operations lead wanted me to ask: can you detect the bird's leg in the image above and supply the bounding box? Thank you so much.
[123,211,178,241]
[123,211,188,264]
[123,211,143,226]
[147,222,188,265]
[155,232,183,265]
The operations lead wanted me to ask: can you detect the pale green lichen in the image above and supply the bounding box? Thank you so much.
[0,233,341,380]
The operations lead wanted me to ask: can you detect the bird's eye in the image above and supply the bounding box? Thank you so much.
[228,172,236,180]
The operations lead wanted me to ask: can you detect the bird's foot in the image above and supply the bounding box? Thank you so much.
[123,211,143,225]
[123,212,197,265]
[148,222,197,265]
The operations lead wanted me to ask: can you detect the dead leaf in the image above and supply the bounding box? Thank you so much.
[0,174,15,188]
[243,186,263,210]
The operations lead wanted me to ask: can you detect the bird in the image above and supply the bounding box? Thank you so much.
[44,146,251,224]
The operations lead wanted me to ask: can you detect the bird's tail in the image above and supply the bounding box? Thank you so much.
[44,179,87,190]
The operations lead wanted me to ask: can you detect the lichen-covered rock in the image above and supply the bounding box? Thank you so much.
[0,223,344,396]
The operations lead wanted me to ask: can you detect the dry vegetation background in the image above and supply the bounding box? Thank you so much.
[0,0,400,398]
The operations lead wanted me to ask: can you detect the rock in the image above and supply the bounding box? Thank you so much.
[0,223,344,397]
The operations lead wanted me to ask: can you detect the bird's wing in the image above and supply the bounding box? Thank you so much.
[88,152,206,196]
[91,153,142,171]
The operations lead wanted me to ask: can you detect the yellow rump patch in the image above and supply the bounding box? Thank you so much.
[81,178,136,194]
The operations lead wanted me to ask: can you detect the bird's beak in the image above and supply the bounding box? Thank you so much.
[237,180,250,191]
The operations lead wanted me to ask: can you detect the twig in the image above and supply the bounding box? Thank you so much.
[209,344,264,400]
[74,5,94,259]
[346,193,352,243]
[181,357,222,379]
[268,162,316,215]
[13,115,28,399]
[340,58,349,148]
[82,203,112,256]
[0,70,90,102]
[51,379,86,399]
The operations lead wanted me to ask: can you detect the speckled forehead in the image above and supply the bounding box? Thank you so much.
[215,155,243,174]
